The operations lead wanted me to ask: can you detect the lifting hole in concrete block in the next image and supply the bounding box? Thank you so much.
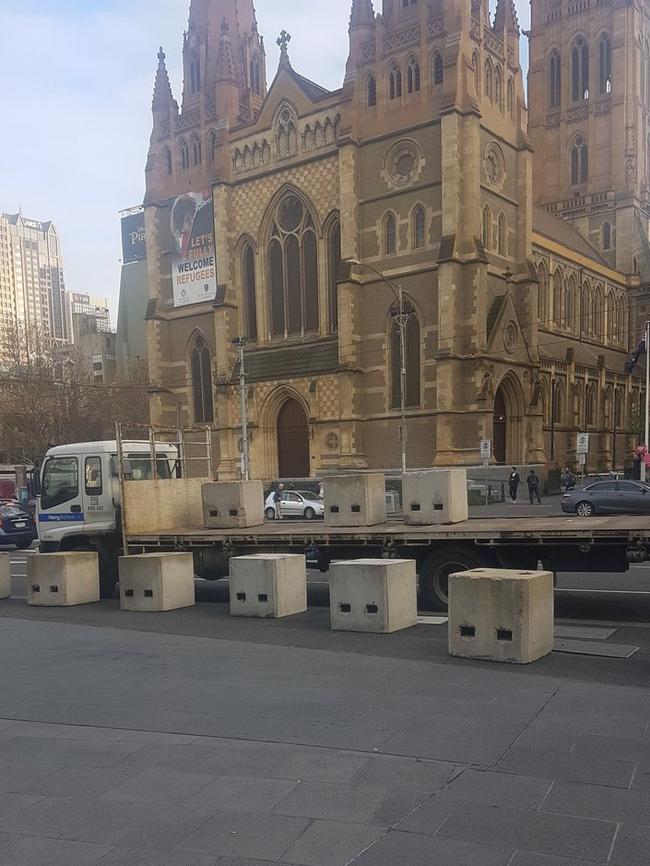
[27,552,100,607]
[330,506,340,514]
[230,554,307,619]
[119,553,195,612]
[460,625,476,638]
[351,504,361,513]
[329,559,417,634]
[497,628,513,642]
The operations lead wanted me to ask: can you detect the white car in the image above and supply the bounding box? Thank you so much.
[264,490,325,521]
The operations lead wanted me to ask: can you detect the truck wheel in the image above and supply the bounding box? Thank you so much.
[92,544,119,599]
[419,546,490,611]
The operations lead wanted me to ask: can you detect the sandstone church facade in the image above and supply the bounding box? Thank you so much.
[143,0,643,479]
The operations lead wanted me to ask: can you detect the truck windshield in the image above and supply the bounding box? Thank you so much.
[41,457,79,510]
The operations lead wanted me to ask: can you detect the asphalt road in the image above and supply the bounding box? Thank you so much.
[6,547,650,623]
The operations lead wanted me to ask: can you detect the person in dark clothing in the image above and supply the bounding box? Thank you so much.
[273,483,284,520]
[508,468,520,502]
[526,470,542,504]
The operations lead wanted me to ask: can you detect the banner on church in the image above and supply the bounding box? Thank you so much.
[121,210,147,264]
[170,191,218,308]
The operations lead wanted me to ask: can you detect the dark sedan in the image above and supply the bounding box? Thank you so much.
[0,503,37,549]
[561,480,650,517]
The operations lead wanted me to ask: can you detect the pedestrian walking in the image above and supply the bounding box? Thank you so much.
[526,470,542,505]
[508,467,520,502]
[273,482,284,519]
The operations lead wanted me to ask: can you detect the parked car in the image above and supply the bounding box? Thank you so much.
[561,480,650,517]
[264,490,325,521]
[0,503,37,549]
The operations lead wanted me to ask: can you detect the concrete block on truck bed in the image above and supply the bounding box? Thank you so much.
[202,480,264,529]
[0,554,10,599]
[323,474,386,527]
[27,552,100,607]
[329,559,417,633]
[448,568,554,664]
[403,468,468,525]
[119,553,195,612]
[230,553,307,618]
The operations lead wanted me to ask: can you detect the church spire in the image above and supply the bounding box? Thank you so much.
[152,47,173,108]
[350,0,374,29]
[493,0,519,33]
[215,19,238,82]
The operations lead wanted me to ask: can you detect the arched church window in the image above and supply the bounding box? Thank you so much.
[267,194,319,338]
[507,78,514,117]
[586,384,596,427]
[191,134,202,167]
[599,34,612,94]
[552,379,564,424]
[432,51,444,86]
[485,58,493,101]
[407,57,421,94]
[242,243,257,342]
[537,260,549,323]
[616,294,626,344]
[191,334,214,424]
[571,36,589,102]
[179,139,190,171]
[413,206,425,249]
[390,301,420,409]
[250,56,261,95]
[497,213,506,257]
[549,50,561,108]
[602,221,612,251]
[570,135,588,186]
[163,146,172,176]
[389,64,402,100]
[594,286,604,341]
[207,130,217,165]
[615,389,624,429]
[495,66,503,110]
[276,105,297,158]
[645,41,650,105]
[327,218,341,333]
[482,206,491,250]
[553,268,563,327]
[385,212,397,256]
[472,51,480,95]
[367,74,377,107]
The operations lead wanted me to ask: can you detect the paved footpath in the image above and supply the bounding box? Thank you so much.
[0,610,649,865]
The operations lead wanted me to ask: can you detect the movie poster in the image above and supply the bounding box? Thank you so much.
[170,191,218,307]
[121,211,147,264]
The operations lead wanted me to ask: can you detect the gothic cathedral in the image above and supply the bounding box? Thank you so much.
[143,0,643,478]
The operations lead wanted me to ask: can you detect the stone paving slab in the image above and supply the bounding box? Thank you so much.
[0,616,649,864]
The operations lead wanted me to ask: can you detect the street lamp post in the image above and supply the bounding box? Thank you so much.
[347,258,409,474]
[232,337,250,481]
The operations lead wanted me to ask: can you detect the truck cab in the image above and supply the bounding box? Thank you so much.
[37,440,179,595]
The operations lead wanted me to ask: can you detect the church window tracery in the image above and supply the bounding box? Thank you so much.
[571,36,589,102]
[549,50,561,108]
[367,74,377,106]
[179,139,190,171]
[599,34,612,94]
[390,301,420,409]
[407,57,421,94]
[385,212,397,256]
[389,64,402,100]
[242,243,257,341]
[570,135,588,186]
[413,206,425,249]
[432,51,444,86]
[191,334,214,424]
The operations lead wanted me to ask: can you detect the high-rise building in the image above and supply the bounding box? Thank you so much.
[0,211,71,343]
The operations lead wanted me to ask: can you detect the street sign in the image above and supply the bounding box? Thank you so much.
[576,433,589,455]
[480,439,492,463]
[577,453,586,466]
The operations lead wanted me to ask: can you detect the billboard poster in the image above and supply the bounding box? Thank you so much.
[170,191,217,307]
[121,211,146,264]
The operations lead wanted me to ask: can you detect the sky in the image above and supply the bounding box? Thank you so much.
[0,0,529,324]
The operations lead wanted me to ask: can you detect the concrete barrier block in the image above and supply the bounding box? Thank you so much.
[119,553,195,612]
[403,469,468,525]
[202,480,264,529]
[448,568,554,664]
[0,554,10,599]
[329,558,417,633]
[323,474,387,527]
[27,552,100,607]
[230,554,307,618]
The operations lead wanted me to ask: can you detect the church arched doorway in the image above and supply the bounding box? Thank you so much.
[492,376,523,465]
[277,398,310,478]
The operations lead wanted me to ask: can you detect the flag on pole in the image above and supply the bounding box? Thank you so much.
[626,335,646,374]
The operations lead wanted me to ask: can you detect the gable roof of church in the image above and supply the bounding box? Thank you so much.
[533,207,608,267]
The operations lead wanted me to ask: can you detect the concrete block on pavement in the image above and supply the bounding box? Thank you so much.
[230,553,307,618]
[119,552,195,612]
[329,558,418,633]
[323,474,386,527]
[403,468,468,525]
[202,480,264,529]
[0,553,10,599]
[27,552,100,606]
[448,568,554,664]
